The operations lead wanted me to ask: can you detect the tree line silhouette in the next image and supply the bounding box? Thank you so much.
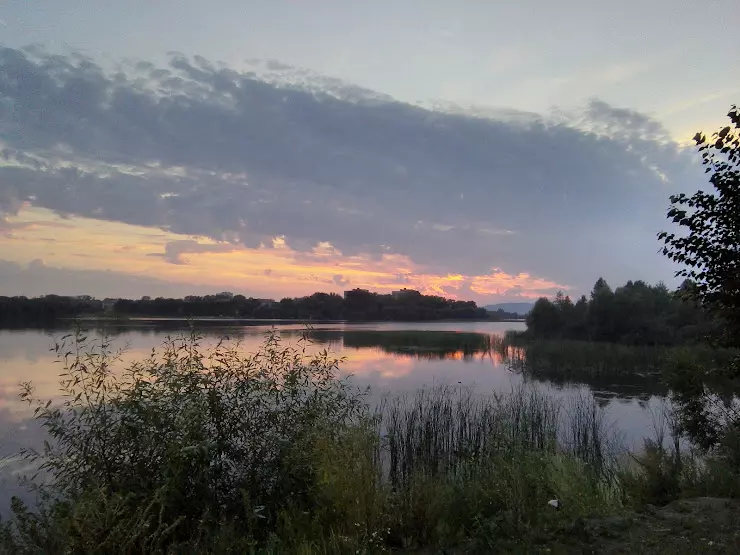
[0,288,518,327]
[525,278,713,346]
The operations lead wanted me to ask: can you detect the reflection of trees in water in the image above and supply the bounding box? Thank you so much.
[38,324,672,402]
[490,337,670,401]
[309,330,494,361]
[50,321,274,341]
[52,325,499,362]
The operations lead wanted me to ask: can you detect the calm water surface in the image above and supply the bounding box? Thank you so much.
[0,321,668,512]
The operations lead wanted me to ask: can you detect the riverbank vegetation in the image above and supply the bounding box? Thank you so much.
[2,329,740,553]
[0,330,616,553]
[523,279,713,346]
[491,333,738,396]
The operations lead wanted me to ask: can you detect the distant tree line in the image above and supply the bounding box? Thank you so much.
[525,278,714,346]
[118,288,497,321]
[0,289,515,327]
[0,295,103,328]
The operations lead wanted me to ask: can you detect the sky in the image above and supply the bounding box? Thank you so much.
[0,1,738,303]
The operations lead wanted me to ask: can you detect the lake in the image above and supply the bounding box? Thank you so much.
[0,320,669,513]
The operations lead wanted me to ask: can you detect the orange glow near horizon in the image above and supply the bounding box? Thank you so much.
[0,206,569,302]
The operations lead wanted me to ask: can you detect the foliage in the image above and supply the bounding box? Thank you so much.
[658,105,740,345]
[656,107,740,460]
[0,331,627,553]
[115,289,489,321]
[0,295,102,328]
[0,289,496,327]
[621,405,740,508]
[495,333,736,381]
[9,328,366,551]
[525,279,713,345]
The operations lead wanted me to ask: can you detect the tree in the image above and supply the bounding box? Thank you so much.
[526,298,561,338]
[571,295,590,339]
[588,278,615,341]
[658,106,740,458]
[659,105,740,346]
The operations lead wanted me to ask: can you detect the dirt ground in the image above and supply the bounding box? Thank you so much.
[545,497,740,554]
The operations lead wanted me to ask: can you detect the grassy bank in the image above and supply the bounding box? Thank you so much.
[1,330,739,553]
[492,332,737,387]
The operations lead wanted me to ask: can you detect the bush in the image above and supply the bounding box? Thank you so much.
[620,401,740,508]
[6,328,366,552]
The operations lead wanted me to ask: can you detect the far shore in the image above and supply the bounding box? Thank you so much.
[63,316,527,324]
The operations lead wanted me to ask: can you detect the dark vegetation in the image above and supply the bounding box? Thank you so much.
[0,289,521,328]
[524,279,713,346]
[655,106,740,463]
[491,333,740,404]
[0,295,104,328]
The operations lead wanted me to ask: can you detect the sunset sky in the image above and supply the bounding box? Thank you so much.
[0,1,738,302]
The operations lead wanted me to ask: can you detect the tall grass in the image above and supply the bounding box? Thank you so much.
[491,333,737,397]
[381,386,559,485]
[373,385,623,549]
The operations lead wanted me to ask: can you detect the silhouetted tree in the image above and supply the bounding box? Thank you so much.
[588,278,616,342]
[659,105,740,346]
[658,107,740,454]
[524,279,711,346]
[526,297,561,338]
[0,290,490,326]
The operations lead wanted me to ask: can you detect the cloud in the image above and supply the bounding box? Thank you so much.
[0,205,570,301]
[486,46,532,75]
[332,274,350,287]
[0,45,701,297]
[149,240,238,265]
[0,259,217,299]
[0,216,72,238]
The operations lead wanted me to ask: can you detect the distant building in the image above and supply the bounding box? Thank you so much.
[391,288,420,299]
[343,288,371,300]
[255,298,275,308]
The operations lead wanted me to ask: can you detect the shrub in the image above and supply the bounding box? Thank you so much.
[8,328,366,551]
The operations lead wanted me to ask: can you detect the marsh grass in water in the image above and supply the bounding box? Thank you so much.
[493,332,738,387]
[1,328,737,553]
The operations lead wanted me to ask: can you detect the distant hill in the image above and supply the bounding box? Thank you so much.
[484,302,533,316]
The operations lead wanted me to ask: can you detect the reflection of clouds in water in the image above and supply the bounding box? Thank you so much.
[0,322,670,498]
[342,348,416,379]
[0,330,57,363]
[0,408,46,517]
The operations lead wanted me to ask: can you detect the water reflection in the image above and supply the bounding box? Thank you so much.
[0,321,671,515]
[307,329,496,361]
[0,323,671,410]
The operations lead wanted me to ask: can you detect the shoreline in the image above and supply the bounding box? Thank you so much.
[60,316,528,324]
